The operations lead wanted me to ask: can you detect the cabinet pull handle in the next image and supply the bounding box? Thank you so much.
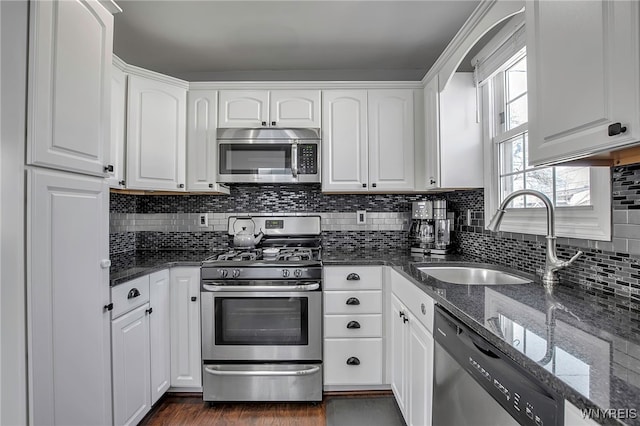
[104,303,114,312]
[261,121,267,126]
[399,311,405,318]
[346,273,360,281]
[608,122,628,136]
[146,307,153,315]
[104,164,114,173]
[403,316,409,324]
[346,357,360,366]
[346,321,361,329]
[372,183,377,188]
[346,297,360,306]
[362,183,367,188]
[191,296,198,302]
[127,288,140,299]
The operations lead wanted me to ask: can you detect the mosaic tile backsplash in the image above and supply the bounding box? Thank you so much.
[110,164,640,304]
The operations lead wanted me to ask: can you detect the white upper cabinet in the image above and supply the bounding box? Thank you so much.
[27,0,113,177]
[126,75,187,191]
[218,90,321,128]
[108,63,126,188]
[322,90,369,191]
[186,90,229,193]
[323,89,416,192]
[422,73,482,190]
[526,0,640,165]
[269,90,321,128]
[368,89,415,191]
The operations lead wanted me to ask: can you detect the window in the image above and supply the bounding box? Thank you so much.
[477,16,611,241]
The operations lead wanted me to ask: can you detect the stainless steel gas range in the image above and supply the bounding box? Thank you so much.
[200,215,323,402]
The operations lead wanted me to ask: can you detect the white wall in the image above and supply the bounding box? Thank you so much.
[1,0,28,424]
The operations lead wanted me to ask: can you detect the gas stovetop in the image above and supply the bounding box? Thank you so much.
[204,246,321,263]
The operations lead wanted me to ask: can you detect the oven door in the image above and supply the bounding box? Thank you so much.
[201,288,322,362]
[217,140,320,183]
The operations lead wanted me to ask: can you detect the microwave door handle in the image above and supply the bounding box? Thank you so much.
[291,141,299,178]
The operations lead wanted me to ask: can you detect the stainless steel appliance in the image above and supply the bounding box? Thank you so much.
[410,201,434,255]
[200,215,323,402]
[433,306,563,426]
[432,199,451,255]
[217,128,321,183]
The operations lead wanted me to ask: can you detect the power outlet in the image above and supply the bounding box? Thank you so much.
[356,210,367,225]
[198,213,208,227]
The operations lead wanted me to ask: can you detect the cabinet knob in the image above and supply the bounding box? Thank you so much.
[127,288,140,299]
[429,178,437,185]
[403,316,409,324]
[178,183,185,189]
[362,183,367,188]
[346,297,360,306]
[399,311,405,318]
[145,307,153,315]
[346,320,361,329]
[104,164,114,173]
[346,357,360,366]
[208,183,214,188]
[118,180,126,187]
[100,259,111,269]
[608,122,628,136]
[191,296,198,302]
[261,121,267,126]
[346,273,360,281]
[372,183,377,188]
[103,303,114,312]
[271,121,276,126]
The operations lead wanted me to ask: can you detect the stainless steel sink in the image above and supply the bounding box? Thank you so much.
[416,265,532,285]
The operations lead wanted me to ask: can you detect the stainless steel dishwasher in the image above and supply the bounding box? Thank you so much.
[433,305,563,426]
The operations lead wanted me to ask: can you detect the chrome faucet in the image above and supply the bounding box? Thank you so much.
[486,189,583,289]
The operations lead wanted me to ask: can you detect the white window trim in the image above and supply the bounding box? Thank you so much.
[482,81,612,241]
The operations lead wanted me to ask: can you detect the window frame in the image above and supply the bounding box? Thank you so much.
[482,53,611,241]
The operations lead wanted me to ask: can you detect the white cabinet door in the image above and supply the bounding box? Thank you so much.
[322,90,369,192]
[527,0,640,165]
[390,294,408,420]
[408,317,433,426]
[28,168,112,426]
[126,75,187,191]
[218,90,269,128]
[269,90,321,128]
[27,0,113,176]
[108,64,126,188]
[170,267,202,388]
[186,90,228,193]
[111,304,151,426]
[422,74,482,190]
[149,269,171,404]
[368,89,415,191]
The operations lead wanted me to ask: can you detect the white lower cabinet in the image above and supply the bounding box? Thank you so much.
[389,269,434,426]
[149,269,171,404]
[323,266,384,388]
[170,267,202,389]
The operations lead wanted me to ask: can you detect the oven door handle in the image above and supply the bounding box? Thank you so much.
[202,282,320,292]
[204,365,320,377]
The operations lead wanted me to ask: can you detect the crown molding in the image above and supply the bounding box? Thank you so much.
[421,0,524,91]
[99,0,122,14]
[113,58,189,89]
[188,81,423,90]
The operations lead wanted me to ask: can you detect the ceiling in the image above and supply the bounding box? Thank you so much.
[113,1,481,81]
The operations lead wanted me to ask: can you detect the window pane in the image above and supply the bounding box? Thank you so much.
[506,57,527,100]
[556,167,591,206]
[499,134,525,174]
[501,174,525,208]
[524,168,553,207]
[506,94,528,130]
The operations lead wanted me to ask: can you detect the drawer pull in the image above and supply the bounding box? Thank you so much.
[346,357,360,366]
[346,321,361,329]
[191,296,198,302]
[346,273,360,281]
[127,288,141,299]
[345,297,360,306]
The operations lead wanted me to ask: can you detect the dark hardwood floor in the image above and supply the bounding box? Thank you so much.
[140,392,395,426]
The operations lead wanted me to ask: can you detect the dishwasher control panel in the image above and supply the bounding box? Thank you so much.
[435,306,563,426]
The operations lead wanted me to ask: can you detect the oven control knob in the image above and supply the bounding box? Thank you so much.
[232,269,241,278]
[294,269,302,278]
[218,269,228,278]
[282,269,291,278]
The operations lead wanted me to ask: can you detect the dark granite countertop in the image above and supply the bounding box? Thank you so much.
[324,249,640,426]
[110,249,640,425]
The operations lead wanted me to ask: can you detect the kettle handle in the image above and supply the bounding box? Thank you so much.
[233,217,256,234]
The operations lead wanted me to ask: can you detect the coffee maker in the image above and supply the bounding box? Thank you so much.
[409,201,434,254]
[432,200,452,255]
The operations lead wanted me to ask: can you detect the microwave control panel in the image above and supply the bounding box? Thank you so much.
[297,144,318,174]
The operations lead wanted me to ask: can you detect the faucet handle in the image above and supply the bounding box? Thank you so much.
[562,250,583,268]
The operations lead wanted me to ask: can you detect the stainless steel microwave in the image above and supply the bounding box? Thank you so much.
[217,128,321,183]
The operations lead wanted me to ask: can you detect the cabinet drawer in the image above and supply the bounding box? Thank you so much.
[324,291,382,314]
[324,339,383,385]
[324,314,382,338]
[111,275,150,319]
[323,266,382,290]
[391,270,434,333]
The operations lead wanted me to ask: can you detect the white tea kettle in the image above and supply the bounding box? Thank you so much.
[232,218,264,248]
